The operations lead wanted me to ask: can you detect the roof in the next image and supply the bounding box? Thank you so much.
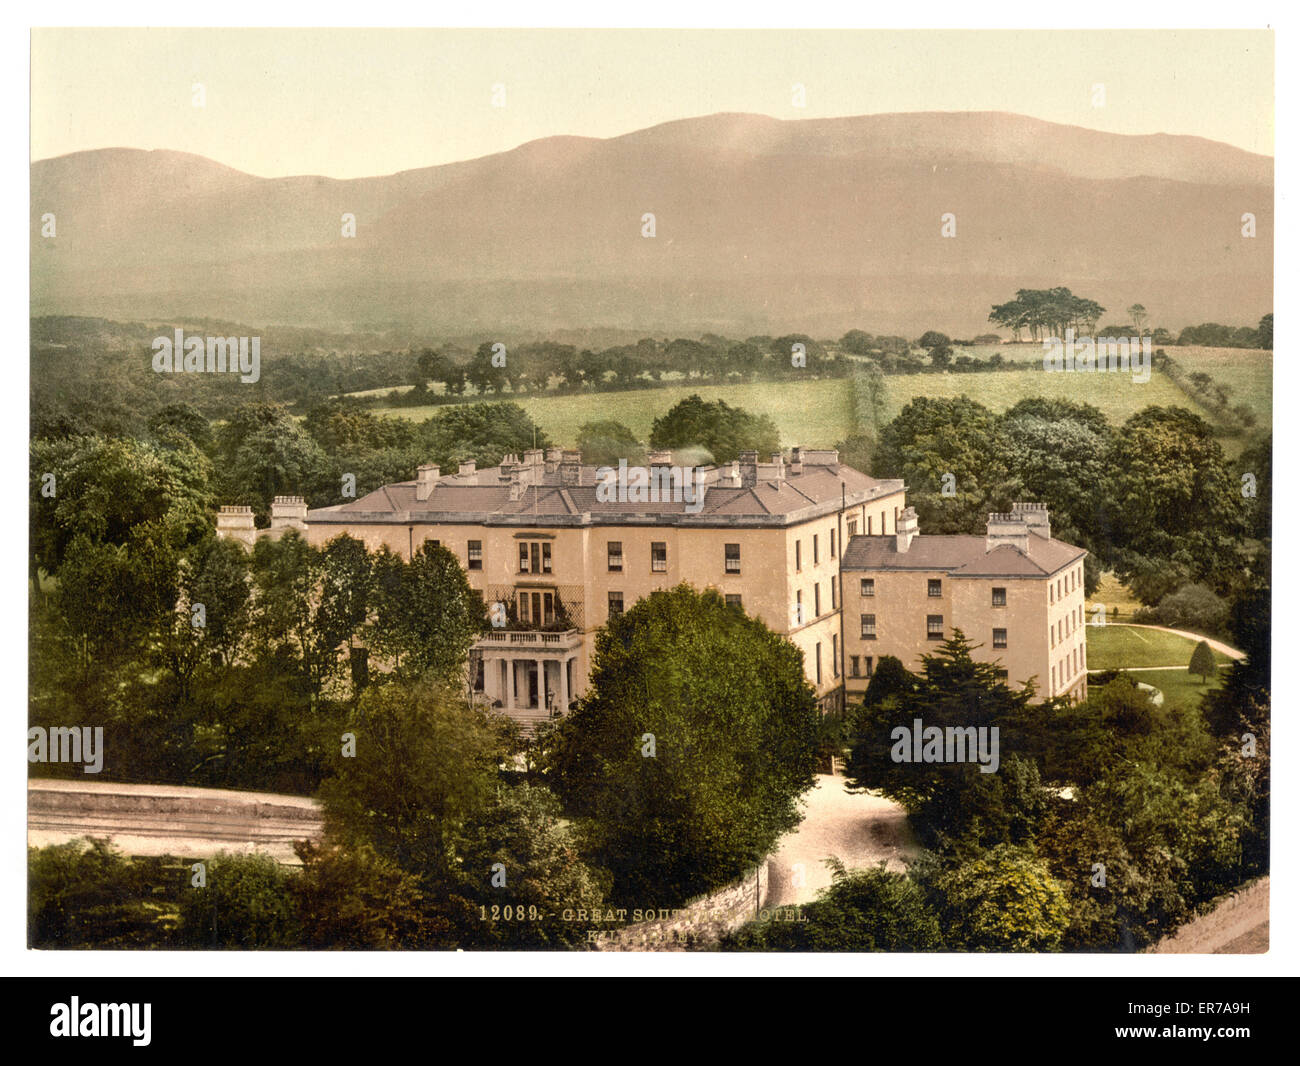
[841,532,1086,578]
[307,459,905,529]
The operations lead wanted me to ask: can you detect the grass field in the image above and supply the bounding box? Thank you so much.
[367,364,1221,449]
[375,379,858,449]
[1086,624,1233,672]
[1090,573,1145,621]
[1123,667,1224,711]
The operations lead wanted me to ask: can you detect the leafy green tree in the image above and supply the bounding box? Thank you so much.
[457,784,610,948]
[648,395,780,465]
[29,839,163,948]
[846,631,1041,847]
[548,585,820,905]
[872,396,1018,534]
[292,841,431,949]
[177,852,301,949]
[420,402,549,469]
[1104,406,1246,603]
[576,420,646,466]
[1189,640,1218,683]
[368,541,485,683]
[1258,312,1273,349]
[920,845,1070,951]
[723,864,943,951]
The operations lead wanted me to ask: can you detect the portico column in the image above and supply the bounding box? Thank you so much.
[504,658,515,710]
[559,656,570,713]
[536,659,544,710]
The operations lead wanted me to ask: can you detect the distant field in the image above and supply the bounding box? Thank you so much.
[374,379,857,450]
[1086,624,1233,672]
[1167,345,1273,434]
[359,346,1267,452]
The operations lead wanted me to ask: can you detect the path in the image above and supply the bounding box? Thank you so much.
[1147,877,1268,954]
[764,774,918,908]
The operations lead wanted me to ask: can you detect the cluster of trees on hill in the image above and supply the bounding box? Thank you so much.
[988,288,1107,342]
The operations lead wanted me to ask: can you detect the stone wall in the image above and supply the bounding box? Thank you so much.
[591,861,770,951]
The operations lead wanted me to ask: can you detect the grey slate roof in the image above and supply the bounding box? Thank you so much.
[841,533,1086,578]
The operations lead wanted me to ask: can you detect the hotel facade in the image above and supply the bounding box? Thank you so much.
[218,448,1087,726]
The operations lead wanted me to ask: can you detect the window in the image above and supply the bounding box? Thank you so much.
[832,635,839,677]
[1049,583,1054,604]
[608,591,624,618]
[867,515,873,535]
[860,613,876,640]
[813,535,820,565]
[518,541,552,574]
[795,541,802,571]
[607,541,623,572]
[865,656,874,678]
[847,518,858,537]
[815,643,822,685]
[995,669,1009,681]
[927,615,943,640]
[725,593,743,610]
[651,542,667,572]
[795,589,803,625]
[518,590,555,625]
[830,528,837,558]
[831,576,837,611]
[1052,665,1057,689]
[992,587,1006,607]
[860,578,875,597]
[467,540,482,570]
[928,579,942,598]
[993,628,1007,649]
[724,543,741,574]
[849,655,860,678]
[814,583,821,616]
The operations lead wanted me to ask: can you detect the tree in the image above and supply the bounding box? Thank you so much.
[292,841,431,949]
[649,394,780,465]
[368,541,485,683]
[723,864,943,951]
[918,331,951,349]
[1127,304,1149,334]
[576,420,646,466]
[920,845,1069,951]
[420,402,548,469]
[928,344,953,369]
[177,852,301,949]
[846,631,1041,847]
[548,585,820,905]
[318,680,508,883]
[1258,312,1273,349]
[872,396,1018,534]
[1189,640,1218,683]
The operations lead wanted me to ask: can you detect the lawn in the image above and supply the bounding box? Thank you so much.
[1168,345,1272,432]
[1086,624,1233,672]
[1090,572,1145,621]
[1123,668,1224,712]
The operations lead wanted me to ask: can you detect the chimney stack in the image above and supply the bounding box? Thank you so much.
[738,450,759,487]
[895,506,919,553]
[986,512,1030,555]
[1012,502,1050,539]
[216,505,256,546]
[789,447,803,476]
[509,468,525,501]
[560,449,582,486]
[458,460,477,477]
[544,447,563,475]
[270,495,308,531]
[416,464,440,502]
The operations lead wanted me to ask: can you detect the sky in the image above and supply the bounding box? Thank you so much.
[31,28,1274,179]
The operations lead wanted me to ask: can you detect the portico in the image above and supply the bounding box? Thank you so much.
[476,629,583,718]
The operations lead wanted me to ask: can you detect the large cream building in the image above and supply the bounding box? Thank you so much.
[217,449,1087,726]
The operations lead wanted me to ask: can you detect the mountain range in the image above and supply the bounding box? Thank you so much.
[31,111,1273,337]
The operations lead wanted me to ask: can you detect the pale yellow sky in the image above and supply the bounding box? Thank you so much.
[31,28,1273,178]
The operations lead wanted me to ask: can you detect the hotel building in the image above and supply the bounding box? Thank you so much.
[218,449,1086,726]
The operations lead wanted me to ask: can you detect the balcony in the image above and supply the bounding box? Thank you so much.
[476,628,583,651]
